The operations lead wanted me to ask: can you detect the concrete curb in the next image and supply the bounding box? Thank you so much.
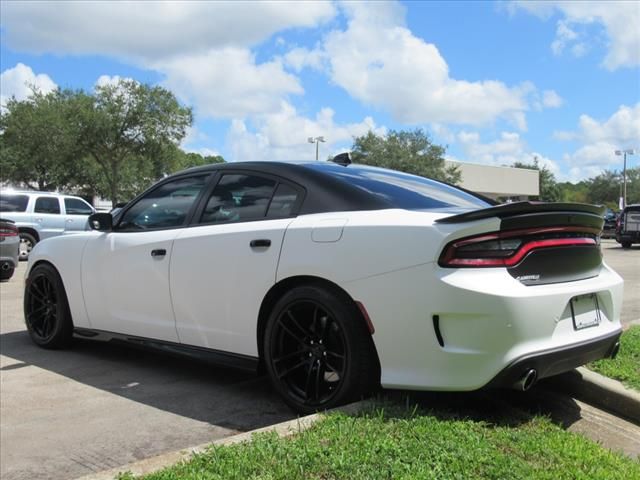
[545,367,640,425]
[76,401,367,480]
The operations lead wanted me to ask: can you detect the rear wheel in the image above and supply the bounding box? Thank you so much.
[621,241,632,249]
[264,285,378,413]
[19,232,37,261]
[24,263,73,349]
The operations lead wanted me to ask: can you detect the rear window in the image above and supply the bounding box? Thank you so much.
[308,164,490,210]
[0,194,29,212]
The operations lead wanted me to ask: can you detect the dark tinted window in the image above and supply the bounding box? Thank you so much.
[306,164,490,210]
[118,176,207,230]
[201,174,276,224]
[0,194,29,212]
[266,183,299,218]
[34,197,61,214]
[65,198,94,215]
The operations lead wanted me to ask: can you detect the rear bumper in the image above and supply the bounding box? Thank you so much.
[345,261,624,391]
[484,329,621,389]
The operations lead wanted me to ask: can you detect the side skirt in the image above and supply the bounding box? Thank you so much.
[73,328,259,373]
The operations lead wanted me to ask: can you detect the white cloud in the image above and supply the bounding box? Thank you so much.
[0,1,336,63]
[226,102,385,162]
[554,104,640,181]
[283,47,325,72]
[554,103,640,144]
[155,48,303,118]
[310,2,531,129]
[542,90,564,108]
[512,1,640,70]
[563,141,622,182]
[95,75,136,88]
[0,63,57,106]
[455,130,561,175]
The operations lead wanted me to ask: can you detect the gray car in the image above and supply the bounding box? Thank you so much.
[0,218,20,280]
[0,191,96,260]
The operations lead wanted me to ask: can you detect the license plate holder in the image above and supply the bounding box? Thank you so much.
[570,294,601,330]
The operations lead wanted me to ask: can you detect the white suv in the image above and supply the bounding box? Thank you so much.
[0,191,96,260]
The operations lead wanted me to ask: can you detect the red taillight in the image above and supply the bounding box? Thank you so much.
[439,227,600,268]
[0,224,18,237]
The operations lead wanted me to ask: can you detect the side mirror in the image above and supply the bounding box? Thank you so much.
[88,212,113,231]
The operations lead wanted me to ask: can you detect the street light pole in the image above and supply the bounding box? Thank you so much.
[615,149,636,209]
[308,136,326,161]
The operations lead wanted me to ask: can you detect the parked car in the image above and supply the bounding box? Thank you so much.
[0,218,19,281]
[615,203,640,248]
[601,208,618,239]
[22,161,623,413]
[0,191,95,260]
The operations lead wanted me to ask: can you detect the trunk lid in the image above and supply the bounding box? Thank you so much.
[437,202,605,286]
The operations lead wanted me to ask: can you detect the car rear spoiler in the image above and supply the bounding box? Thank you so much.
[435,202,606,224]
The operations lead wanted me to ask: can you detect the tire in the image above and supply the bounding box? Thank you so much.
[19,232,37,261]
[264,284,378,414]
[0,266,15,281]
[24,263,73,349]
[622,242,632,249]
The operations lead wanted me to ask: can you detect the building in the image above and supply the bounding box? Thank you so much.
[446,161,539,201]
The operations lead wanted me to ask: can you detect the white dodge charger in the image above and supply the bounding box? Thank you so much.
[23,160,623,412]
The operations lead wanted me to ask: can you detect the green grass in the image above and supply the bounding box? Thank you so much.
[119,404,640,480]
[589,325,640,391]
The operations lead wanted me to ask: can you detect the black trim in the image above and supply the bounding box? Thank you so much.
[484,329,621,389]
[73,328,259,372]
[432,315,444,347]
[436,202,606,224]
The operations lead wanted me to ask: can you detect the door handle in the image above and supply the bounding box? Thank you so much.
[250,239,271,248]
[151,249,167,257]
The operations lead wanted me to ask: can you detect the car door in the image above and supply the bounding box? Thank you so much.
[33,196,65,240]
[170,172,302,356]
[81,174,210,341]
[63,197,95,233]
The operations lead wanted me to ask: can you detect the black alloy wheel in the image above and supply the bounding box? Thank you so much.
[264,285,378,413]
[24,263,73,349]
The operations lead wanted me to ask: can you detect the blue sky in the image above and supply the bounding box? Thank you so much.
[1,0,638,182]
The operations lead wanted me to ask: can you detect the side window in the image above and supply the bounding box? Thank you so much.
[0,194,29,212]
[266,183,299,219]
[200,174,276,225]
[117,176,208,231]
[65,198,94,215]
[34,197,61,214]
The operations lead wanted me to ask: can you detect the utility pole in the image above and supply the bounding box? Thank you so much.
[308,136,326,161]
[615,149,636,209]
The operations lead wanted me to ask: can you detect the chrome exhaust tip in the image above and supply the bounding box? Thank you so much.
[513,369,537,392]
[610,341,621,359]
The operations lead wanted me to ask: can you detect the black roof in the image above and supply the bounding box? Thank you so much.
[166,161,490,215]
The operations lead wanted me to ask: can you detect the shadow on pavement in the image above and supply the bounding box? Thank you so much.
[375,383,583,430]
[0,330,295,432]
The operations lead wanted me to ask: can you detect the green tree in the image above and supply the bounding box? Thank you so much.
[582,168,640,208]
[75,79,193,205]
[351,129,460,184]
[0,89,84,191]
[513,158,561,202]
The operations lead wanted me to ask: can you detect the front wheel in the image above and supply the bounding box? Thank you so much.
[264,285,378,414]
[24,263,73,349]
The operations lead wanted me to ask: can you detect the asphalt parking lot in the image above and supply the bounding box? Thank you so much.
[1,239,638,479]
